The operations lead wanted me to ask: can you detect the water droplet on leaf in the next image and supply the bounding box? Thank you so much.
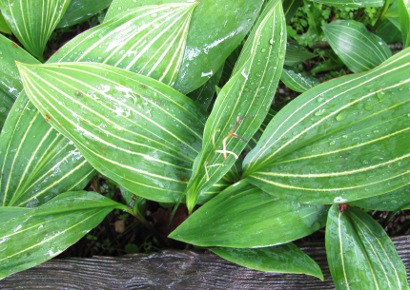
[314,108,326,116]
[336,111,347,121]
[376,91,385,102]
[364,102,373,111]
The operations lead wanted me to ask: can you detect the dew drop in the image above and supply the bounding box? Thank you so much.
[334,196,347,203]
[314,108,326,116]
[201,70,213,78]
[376,91,385,102]
[371,156,384,163]
[364,102,373,111]
[269,38,274,45]
[335,111,347,121]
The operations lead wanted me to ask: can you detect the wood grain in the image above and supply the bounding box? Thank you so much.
[1,236,409,289]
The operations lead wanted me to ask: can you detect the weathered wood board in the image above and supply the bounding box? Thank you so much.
[1,236,409,289]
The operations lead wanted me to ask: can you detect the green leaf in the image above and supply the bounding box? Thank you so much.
[58,2,199,87]
[0,2,200,207]
[106,0,265,94]
[0,12,11,34]
[323,20,391,73]
[243,48,410,204]
[0,206,30,220]
[308,0,383,8]
[0,0,71,60]
[211,243,324,280]
[375,18,402,44]
[57,0,112,28]
[351,185,410,211]
[0,191,126,280]
[188,65,223,112]
[281,68,319,93]
[326,205,409,290]
[170,180,327,247]
[284,42,316,66]
[0,34,39,131]
[399,0,410,48]
[18,62,205,203]
[0,93,95,207]
[386,1,402,31]
[282,0,303,22]
[104,0,194,20]
[185,0,287,211]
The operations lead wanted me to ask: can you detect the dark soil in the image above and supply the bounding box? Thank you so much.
[58,174,410,258]
[59,175,193,258]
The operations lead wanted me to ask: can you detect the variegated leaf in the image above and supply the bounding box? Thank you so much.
[18,62,205,203]
[281,68,319,93]
[0,34,39,131]
[308,0,383,8]
[0,191,127,280]
[171,180,327,247]
[56,2,198,86]
[326,205,409,289]
[323,20,391,73]
[0,94,94,207]
[185,0,286,211]
[105,0,265,94]
[0,2,198,206]
[243,48,410,204]
[0,0,71,60]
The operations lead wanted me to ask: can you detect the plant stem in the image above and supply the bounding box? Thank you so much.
[374,0,391,30]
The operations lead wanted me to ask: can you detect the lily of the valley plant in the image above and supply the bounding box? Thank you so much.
[0,0,409,288]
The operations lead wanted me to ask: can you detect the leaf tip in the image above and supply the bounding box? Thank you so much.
[315,270,325,282]
[15,61,30,76]
[168,223,188,243]
[167,228,179,241]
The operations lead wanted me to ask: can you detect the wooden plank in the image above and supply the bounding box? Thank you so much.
[0,236,409,289]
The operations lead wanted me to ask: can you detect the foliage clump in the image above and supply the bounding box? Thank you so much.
[0,0,409,288]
